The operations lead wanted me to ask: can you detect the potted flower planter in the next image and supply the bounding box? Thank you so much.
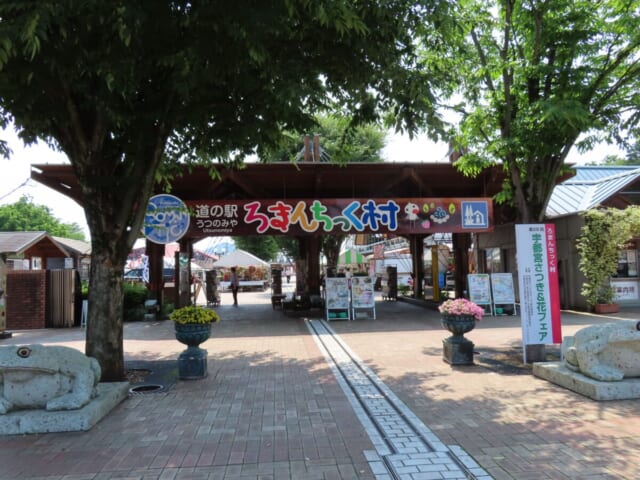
[170,305,219,379]
[438,298,484,365]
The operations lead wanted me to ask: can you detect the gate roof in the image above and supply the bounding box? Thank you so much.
[31,162,507,204]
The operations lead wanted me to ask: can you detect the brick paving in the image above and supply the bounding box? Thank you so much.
[307,319,490,480]
[0,290,639,479]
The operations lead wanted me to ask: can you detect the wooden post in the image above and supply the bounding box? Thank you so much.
[146,240,165,307]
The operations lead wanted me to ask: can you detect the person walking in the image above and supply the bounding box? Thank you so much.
[230,267,240,306]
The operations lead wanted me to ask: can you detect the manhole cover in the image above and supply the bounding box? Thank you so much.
[129,384,165,395]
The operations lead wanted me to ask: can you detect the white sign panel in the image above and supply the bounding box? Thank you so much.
[467,274,492,305]
[490,273,515,303]
[612,280,639,301]
[351,276,375,308]
[325,277,351,309]
[515,224,562,345]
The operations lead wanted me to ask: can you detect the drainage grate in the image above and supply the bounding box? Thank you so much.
[128,384,165,395]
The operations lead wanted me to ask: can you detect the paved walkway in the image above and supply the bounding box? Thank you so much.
[0,290,639,479]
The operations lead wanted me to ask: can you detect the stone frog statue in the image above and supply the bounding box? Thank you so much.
[0,344,101,414]
[562,320,640,382]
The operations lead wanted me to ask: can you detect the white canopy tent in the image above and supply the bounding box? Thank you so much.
[212,249,269,269]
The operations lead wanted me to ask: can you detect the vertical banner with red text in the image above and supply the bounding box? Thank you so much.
[515,224,562,346]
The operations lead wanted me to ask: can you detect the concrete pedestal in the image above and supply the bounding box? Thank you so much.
[178,348,208,379]
[533,361,640,401]
[442,338,475,365]
[0,382,129,435]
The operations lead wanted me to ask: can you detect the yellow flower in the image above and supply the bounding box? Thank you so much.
[170,305,220,324]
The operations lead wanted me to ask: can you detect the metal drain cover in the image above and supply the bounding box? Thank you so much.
[128,384,164,395]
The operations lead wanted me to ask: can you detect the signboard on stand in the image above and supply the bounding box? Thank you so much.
[325,277,351,321]
[490,273,517,315]
[467,274,492,315]
[351,276,376,319]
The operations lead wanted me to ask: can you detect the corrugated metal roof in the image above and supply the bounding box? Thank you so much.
[546,166,640,218]
[0,231,49,255]
[52,236,91,255]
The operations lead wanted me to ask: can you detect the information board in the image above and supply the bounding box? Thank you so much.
[325,277,351,321]
[490,273,516,304]
[350,276,376,319]
[467,274,492,315]
[468,274,492,304]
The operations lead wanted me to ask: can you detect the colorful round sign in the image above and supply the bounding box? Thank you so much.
[143,194,190,244]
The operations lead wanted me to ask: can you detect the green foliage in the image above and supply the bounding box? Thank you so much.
[259,114,387,164]
[420,0,640,223]
[625,142,640,164]
[0,195,85,240]
[233,236,279,263]
[274,236,299,265]
[161,302,175,318]
[122,282,148,322]
[170,305,220,324]
[576,207,640,307]
[0,0,438,380]
[80,281,89,300]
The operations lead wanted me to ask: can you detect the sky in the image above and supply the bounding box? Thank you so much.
[0,126,624,240]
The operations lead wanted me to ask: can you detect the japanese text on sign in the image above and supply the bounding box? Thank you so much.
[188,197,493,236]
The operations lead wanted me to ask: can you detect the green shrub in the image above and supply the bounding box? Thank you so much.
[81,281,89,299]
[161,302,175,318]
[123,282,148,321]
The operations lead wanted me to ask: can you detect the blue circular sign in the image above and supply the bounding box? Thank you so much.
[143,194,190,244]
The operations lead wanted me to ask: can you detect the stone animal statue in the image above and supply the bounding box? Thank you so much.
[0,344,101,413]
[562,320,640,381]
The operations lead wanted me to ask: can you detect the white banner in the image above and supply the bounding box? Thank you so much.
[515,224,562,345]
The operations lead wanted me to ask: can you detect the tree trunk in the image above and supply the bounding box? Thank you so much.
[322,234,345,274]
[68,125,168,381]
[85,249,126,381]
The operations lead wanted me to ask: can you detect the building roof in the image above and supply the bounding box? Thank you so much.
[546,165,640,218]
[0,231,69,257]
[52,236,92,256]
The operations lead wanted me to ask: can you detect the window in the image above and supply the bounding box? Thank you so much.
[616,248,638,278]
[485,248,502,273]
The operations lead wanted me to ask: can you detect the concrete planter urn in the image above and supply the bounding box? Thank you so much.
[439,299,484,366]
[174,323,212,349]
[440,314,477,365]
[170,306,219,380]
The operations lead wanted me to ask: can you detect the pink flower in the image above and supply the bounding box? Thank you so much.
[438,298,484,321]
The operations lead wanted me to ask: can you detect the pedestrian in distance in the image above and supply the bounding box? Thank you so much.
[230,267,240,306]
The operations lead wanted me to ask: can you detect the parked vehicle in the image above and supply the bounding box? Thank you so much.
[124,268,175,283]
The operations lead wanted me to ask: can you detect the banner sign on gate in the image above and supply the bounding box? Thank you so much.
[186,197,493,236]
[515,224,562,345]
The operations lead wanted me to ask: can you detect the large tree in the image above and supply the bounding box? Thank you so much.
[260,115,388,270]
[0,1,441,380]
[421,0,640,222]
[261,114,387,164]
[0,195,86,240]
[233,236,280,263]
